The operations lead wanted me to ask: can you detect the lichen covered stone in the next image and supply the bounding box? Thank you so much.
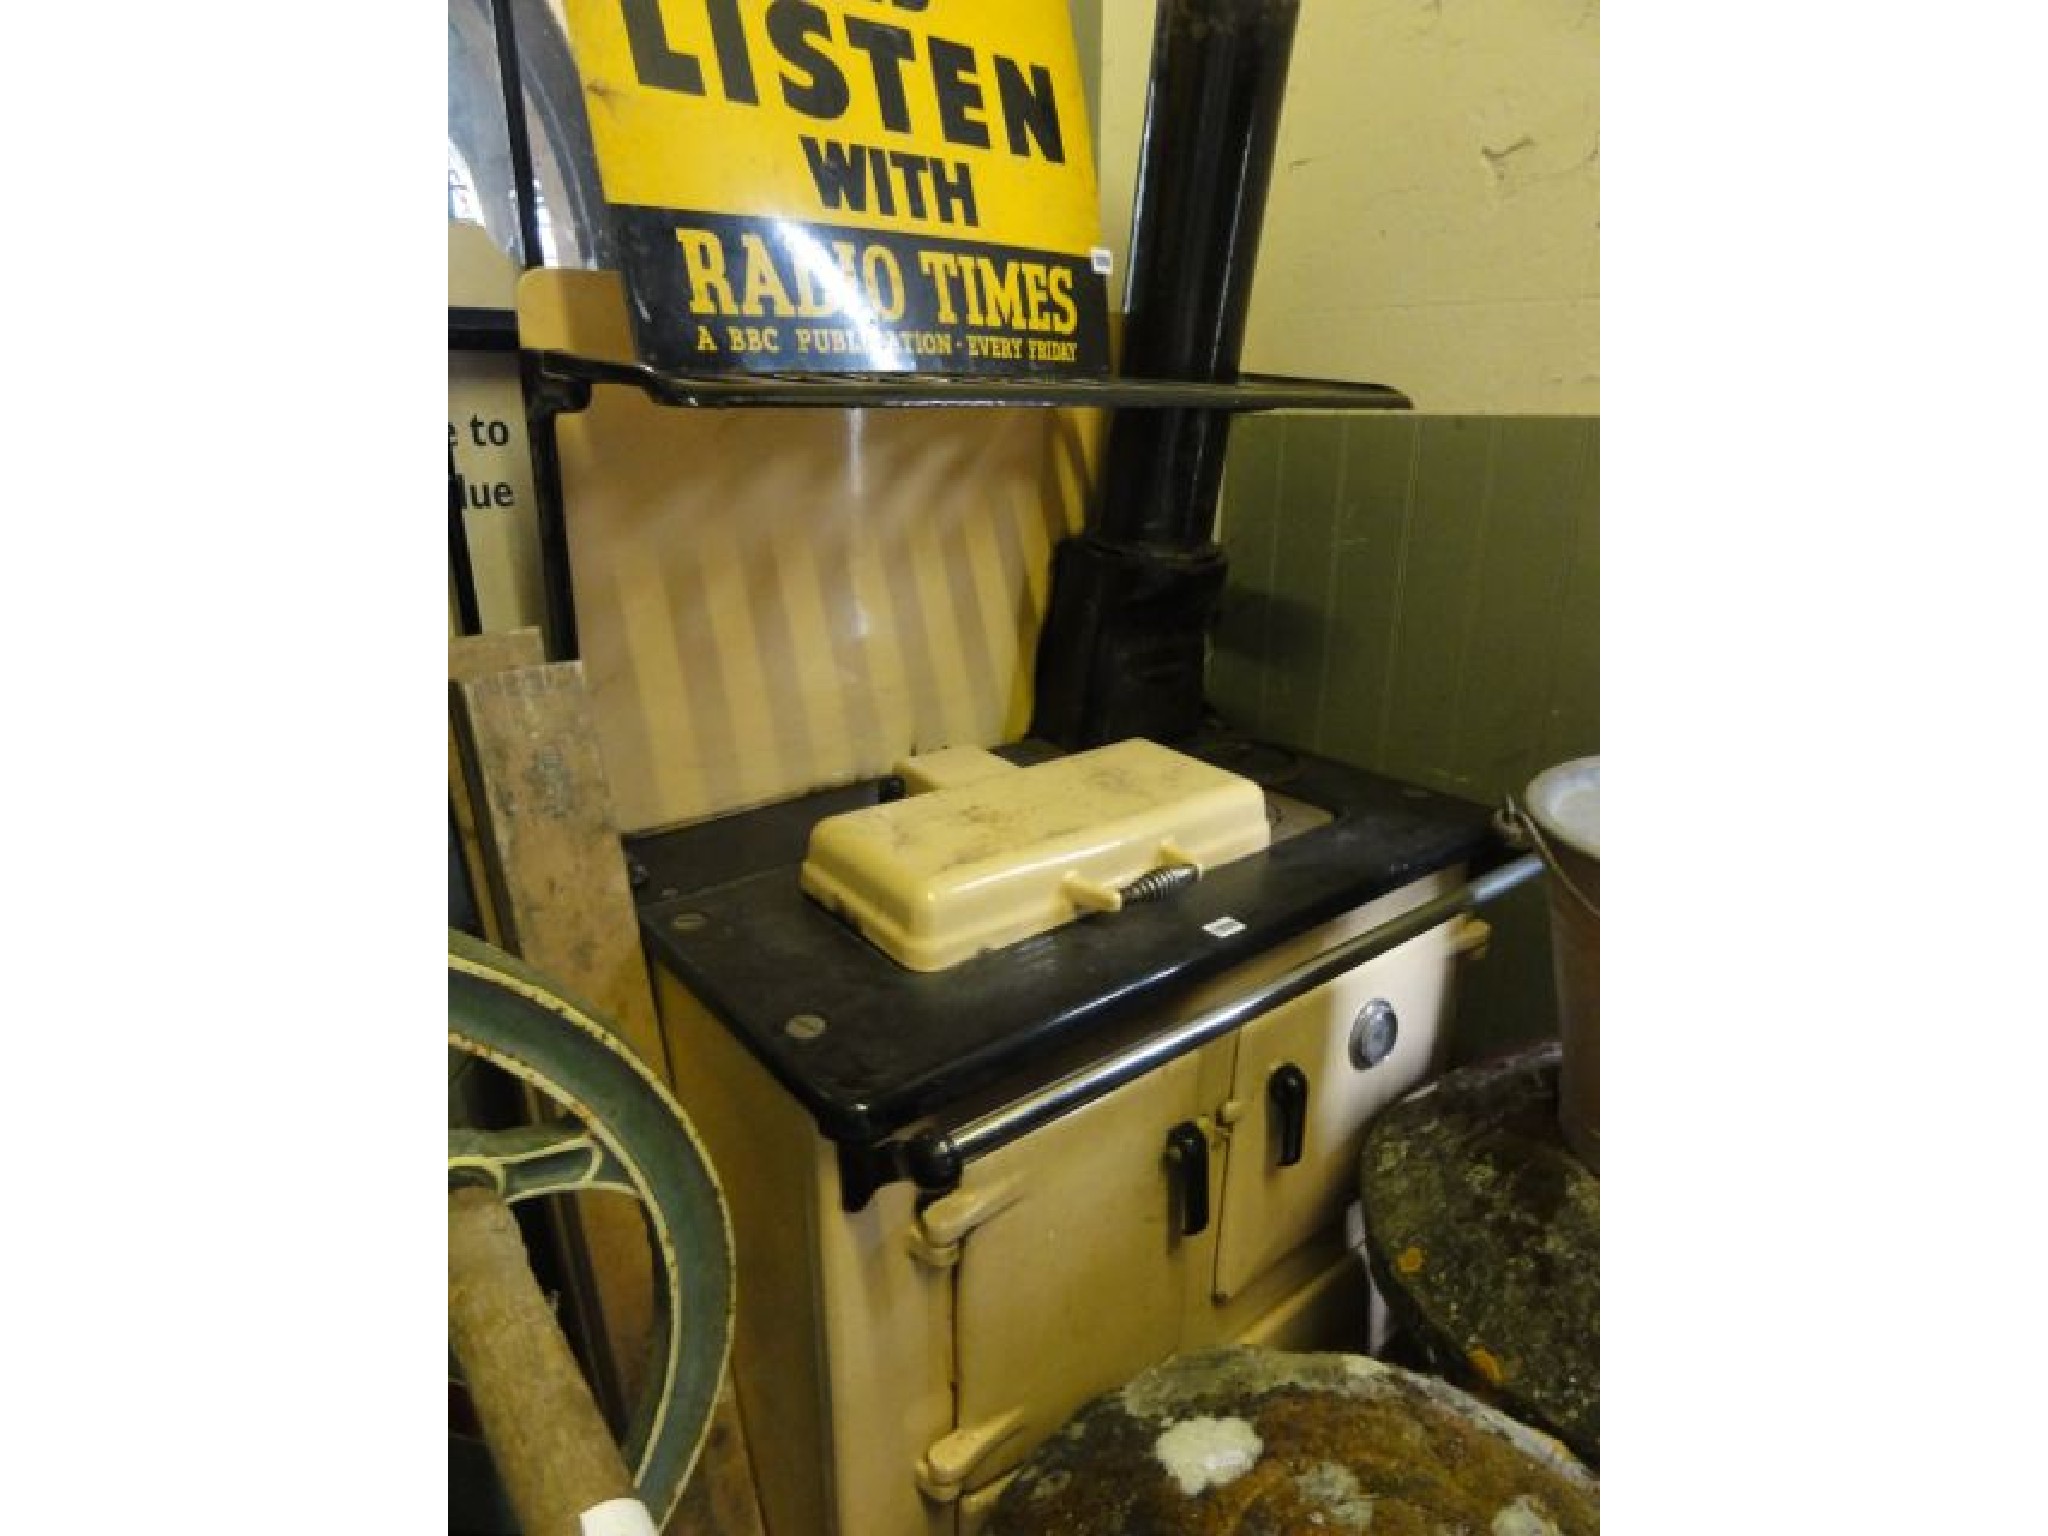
[987,1347,1596,1535]
[1358,1045,1599,1465]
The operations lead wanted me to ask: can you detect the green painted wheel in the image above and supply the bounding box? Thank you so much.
[447,930,733,1530]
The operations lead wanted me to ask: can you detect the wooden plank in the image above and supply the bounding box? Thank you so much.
[451,662,670,1078]
[451,648,638,1434]
[449,628,547,948]
[451,627,550,678]
[449,628,628,1442]
[452,661,666,1424]
[451,658,766,1536]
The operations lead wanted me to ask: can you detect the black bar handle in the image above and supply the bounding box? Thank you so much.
[1268,1063,1309,1168]
[1164,1121,1210,1236]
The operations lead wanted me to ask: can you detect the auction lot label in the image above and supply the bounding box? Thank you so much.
[563,0,1110,375]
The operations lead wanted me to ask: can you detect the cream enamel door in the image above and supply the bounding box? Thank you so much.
[933,1042,1226,1504]
[1209,916,1460,1305]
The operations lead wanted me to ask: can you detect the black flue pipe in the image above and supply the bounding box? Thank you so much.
[1032,0,1301,748]
[1099,0,1299,544]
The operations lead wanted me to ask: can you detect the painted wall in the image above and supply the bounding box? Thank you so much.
[1211,411,1599,1060]
[1087,0,1598,415]
[1208,415,1598,802]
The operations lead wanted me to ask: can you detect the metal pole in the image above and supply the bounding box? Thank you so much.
[1096,0,1302,547]
[1030,0,1308,746]
[449,447,484,636]
[903,854,1543,1192]
[486,0,582,661]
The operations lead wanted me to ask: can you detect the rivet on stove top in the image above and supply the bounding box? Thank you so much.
[669,911,707,934]
[785,1013,828,1041]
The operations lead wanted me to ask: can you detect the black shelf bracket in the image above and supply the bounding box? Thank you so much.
[524,348,1412,421]
[449,306,522,353]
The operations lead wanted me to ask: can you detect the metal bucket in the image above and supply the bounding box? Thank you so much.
[1524,757,1600,1173]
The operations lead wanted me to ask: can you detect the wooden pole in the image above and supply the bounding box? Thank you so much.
[448,1183,654,1536]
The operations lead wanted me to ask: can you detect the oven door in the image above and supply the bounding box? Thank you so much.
[921,1043,1227,1509]
[1209,907,1461,1304]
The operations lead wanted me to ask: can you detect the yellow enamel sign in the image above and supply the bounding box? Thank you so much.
[561,0,1109,375]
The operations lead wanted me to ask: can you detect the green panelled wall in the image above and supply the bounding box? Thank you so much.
[1210,413,1599,1061]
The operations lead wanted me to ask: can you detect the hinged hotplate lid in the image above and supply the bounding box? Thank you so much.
[799,740,1271,972]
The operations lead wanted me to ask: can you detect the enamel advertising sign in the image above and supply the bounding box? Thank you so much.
[560,0,1112,376]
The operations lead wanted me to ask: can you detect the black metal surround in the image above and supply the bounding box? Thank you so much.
[629,733,1506,1210]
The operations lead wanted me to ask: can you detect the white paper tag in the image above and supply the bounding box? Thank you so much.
[579,1497,659,1536]
[1202,916,1247,939]
[1090,246,1114,275]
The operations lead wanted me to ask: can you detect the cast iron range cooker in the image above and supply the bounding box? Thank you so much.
[627,736,1501,1211]
[631,0,1506,1212]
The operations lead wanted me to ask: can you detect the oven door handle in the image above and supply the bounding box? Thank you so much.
[1268,1062,1310,1168]
[1164,1120,1212,1236]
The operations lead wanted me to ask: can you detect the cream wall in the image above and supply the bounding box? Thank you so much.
[1085,0,1598,414]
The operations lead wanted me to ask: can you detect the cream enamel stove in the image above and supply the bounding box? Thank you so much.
[627,730,1519,1536]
